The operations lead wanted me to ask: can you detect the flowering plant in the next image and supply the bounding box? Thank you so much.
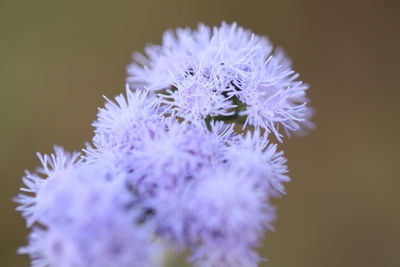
[16,22,313,267]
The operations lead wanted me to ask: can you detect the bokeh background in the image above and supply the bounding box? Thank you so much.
[1,0,399,266]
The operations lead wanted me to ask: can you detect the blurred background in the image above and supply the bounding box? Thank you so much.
[1,0,399,266]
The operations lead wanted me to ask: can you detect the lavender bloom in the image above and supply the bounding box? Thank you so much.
[183,166,276,267]
[146,133,287,266]
[15,147,82,226]
[91,87,161,151]
[17,148,162,267]
[17,22,313,267]
[20,207,161,267]
[127,22,313,140]
[84,88,162,177]
[87,89,236,195]
[84,88,289,266]
[224,130,290,197]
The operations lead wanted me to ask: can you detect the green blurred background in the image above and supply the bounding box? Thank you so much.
[1,0,399,266]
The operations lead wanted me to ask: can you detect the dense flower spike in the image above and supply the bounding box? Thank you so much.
[127,22,313,140]
[17,22,314,267]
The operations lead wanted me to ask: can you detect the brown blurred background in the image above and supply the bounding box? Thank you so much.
[1,0,399,266]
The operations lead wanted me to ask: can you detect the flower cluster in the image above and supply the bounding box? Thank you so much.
[128,22,313,140]
[16,22,313,267]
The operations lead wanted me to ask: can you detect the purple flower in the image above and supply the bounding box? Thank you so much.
[127,22,313,140]
[16,22,314,267]
[183,166,276,267]
[15,147,82,226]
[225,130,290,197]
[17,149,162,267]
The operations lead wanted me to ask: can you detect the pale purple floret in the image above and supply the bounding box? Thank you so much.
[17,149,162,267]
[225,130,290,197]
[187,167,276,267]
[91,86,161,151]
[86,89,236,196]
[127,22,313,140]
[147,163,276,267]
[144,135,287,267]
[15,147,82,226]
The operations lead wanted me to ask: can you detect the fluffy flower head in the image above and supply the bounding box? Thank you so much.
[17,153,162,267]
[127,22,313,140]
